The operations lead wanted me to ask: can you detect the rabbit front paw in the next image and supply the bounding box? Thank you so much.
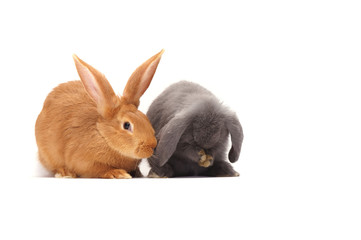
[198,149,213,168]
[148,170,168,178]
[148,163,174,178]
[101,169,132,179]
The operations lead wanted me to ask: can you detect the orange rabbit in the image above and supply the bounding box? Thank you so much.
[35,50,164,178]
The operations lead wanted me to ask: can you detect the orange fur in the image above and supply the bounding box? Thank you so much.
[35,50,164,178]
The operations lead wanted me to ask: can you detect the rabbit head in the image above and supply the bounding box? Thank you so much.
[191,102,224,149]
[73,50,164,159]
[156,98,243,166]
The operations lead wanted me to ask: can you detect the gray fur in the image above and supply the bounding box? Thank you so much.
[147,81,243,177]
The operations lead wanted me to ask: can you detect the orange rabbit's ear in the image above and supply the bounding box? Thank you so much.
[123,49,164,107]
[73,54,120,118]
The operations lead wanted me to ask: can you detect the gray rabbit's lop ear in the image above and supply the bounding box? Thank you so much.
[226,112,244,163]
[155,112,192,167]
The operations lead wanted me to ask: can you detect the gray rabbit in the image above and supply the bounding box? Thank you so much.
[147,81,243,177]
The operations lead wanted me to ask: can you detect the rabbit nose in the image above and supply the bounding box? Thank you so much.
[149,137,157,149]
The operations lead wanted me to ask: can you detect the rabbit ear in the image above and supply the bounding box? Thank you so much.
[73,54,120,118]
[123,49,164,107]
[226,113,244,163]
[155,113,191,167]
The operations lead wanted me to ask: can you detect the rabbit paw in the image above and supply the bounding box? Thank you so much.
[102,169,132,179]
[198,149,213,168]
[147,163,173,178]
[148,170,168,178]
[216,171,240,177]
[54,168,77,178]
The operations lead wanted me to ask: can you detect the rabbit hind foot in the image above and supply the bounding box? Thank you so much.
[54,168,77,178]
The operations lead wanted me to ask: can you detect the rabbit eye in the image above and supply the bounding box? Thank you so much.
[123,122,133,132]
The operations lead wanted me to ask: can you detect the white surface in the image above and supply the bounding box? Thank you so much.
[1,0,361,239]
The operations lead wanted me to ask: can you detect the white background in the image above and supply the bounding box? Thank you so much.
[1,0,360,239]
